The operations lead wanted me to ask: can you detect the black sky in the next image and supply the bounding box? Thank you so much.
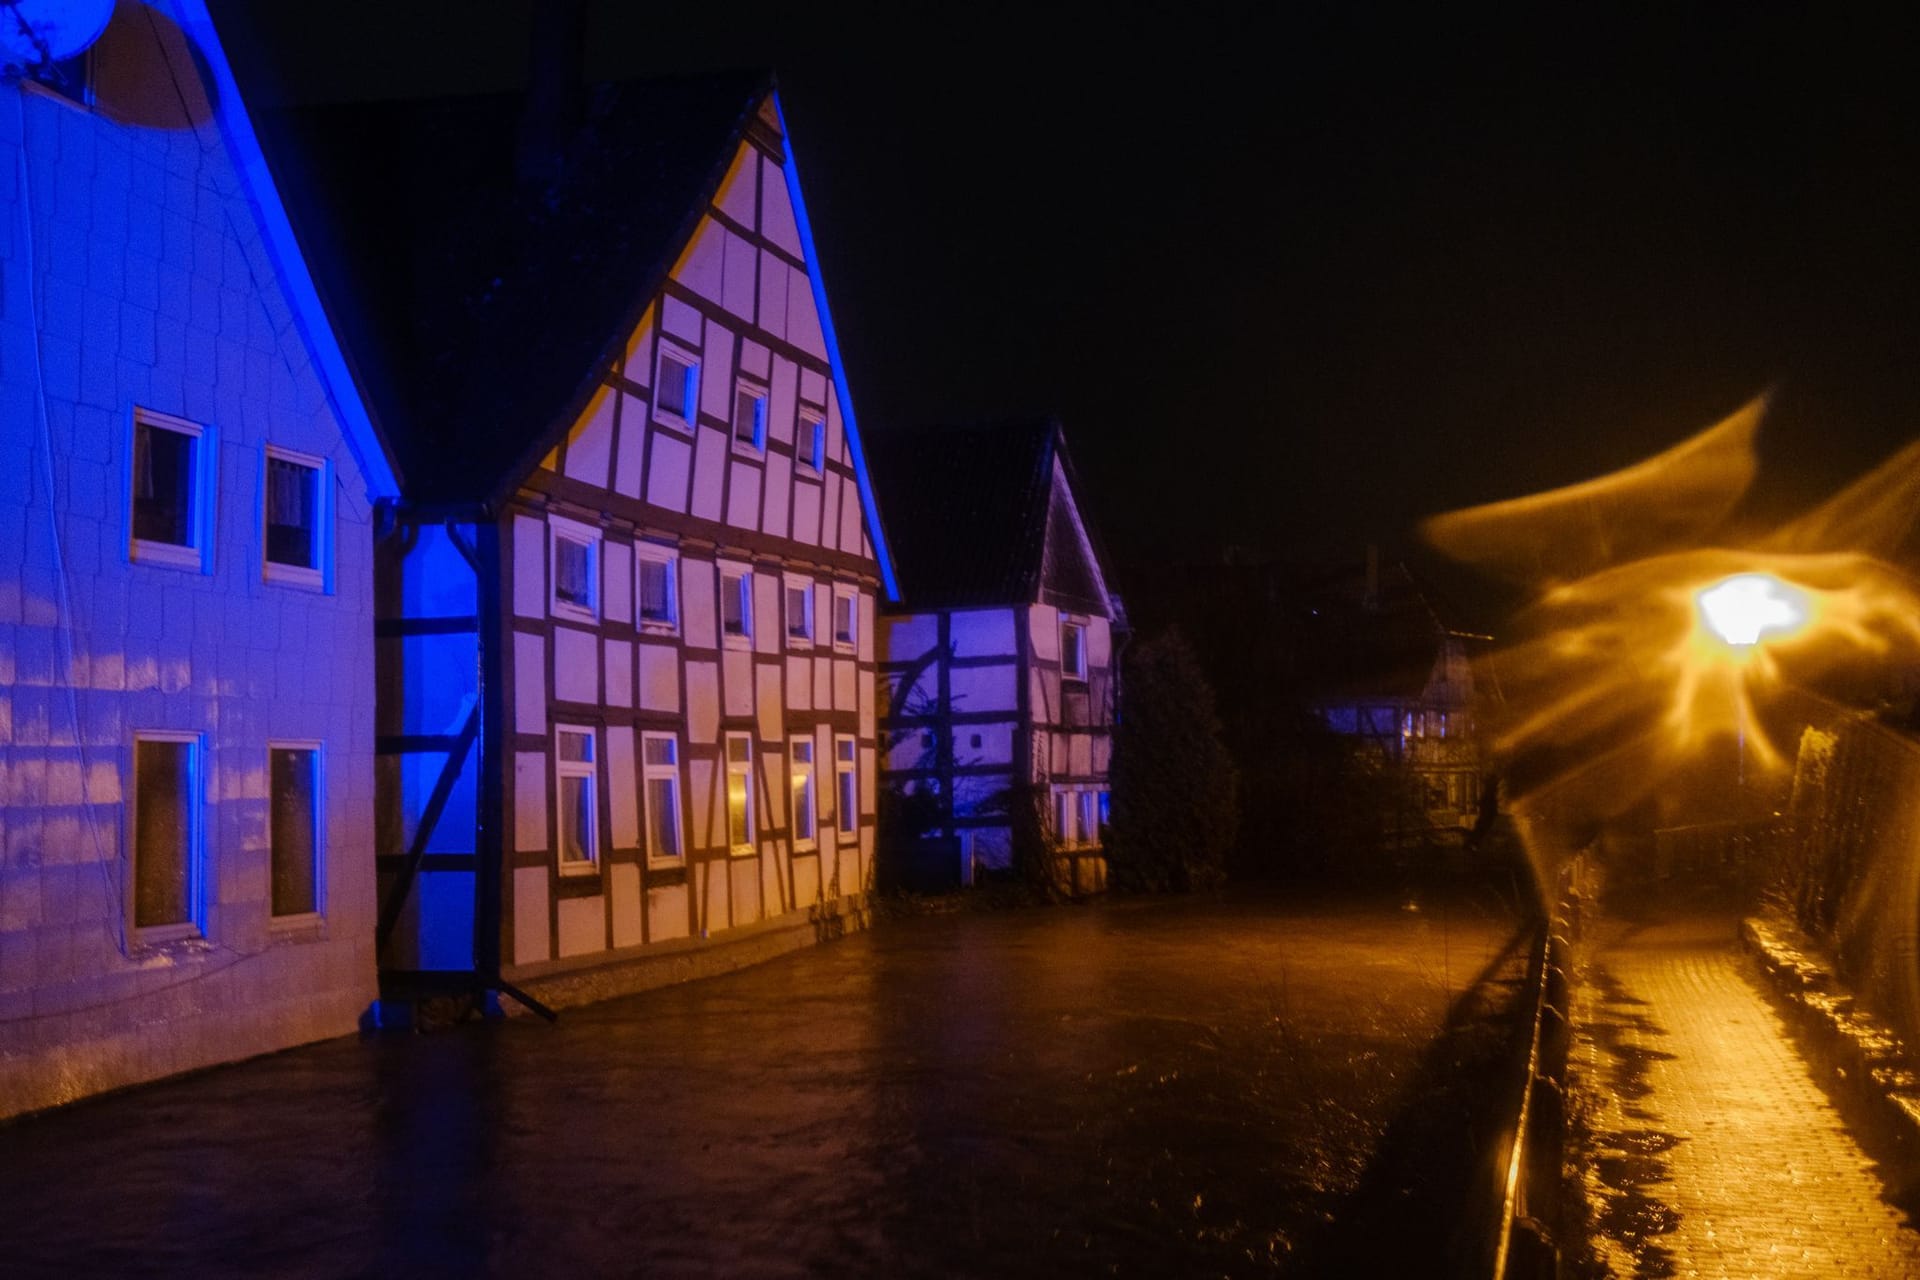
[236,3,1920,581]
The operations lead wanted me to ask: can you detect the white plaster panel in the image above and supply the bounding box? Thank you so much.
[725,460,762,530]
[638,643,680,713]
[715,144,757,228]
[730,857,761,925]
[563,382,617,488]
[799,368,828,406]
[514,751,548,851]
[647,884,689,942]
[683,557,717,650]
[622,305,656,374]
[859,668,875,739]
[813,654,832,709]
[645,429,691,514]
[834,658,856,712]
[687,661,721,742]
[826,385,845,464]
[1049,732,1069,776]
[1087,617,1113,667]
[553,627,598,705]
[756,251,788,341]
[689,759,715,851]
[950,662,1019,713]
[862,747,877,816]
[513,866,550,964]
[604,638,633,708]
[858,593,875,663]
[722,648,754,718]
[1094,737,1111,774]
[607,725,639,848]
[557,895,606,958]
[763,842,789,916]
[512,515,545,618]
[785,655,812,711]
[662,295,702,345]
[739,338,771,382]
[514,631,546,732]
[701,320,735,423]
[791,479,820,547]
[690,426,727,522]
[753,571,781,657]
[613,393,646,496]
[787,263,827,359]
[603,541,632,625]
[611,863,642,949]
[819,471,842,551]
[721,226,757,322]
[674,217,726,304]
[794,856,819,909]
[761,750,786,827]
[950,609,1016,659]
[1029,669,1053,725]
[838,483,862,559]
[757,663,784,742]
[770,356,798,447]
[1029,605,1061,660]
[760,153,804,258]
[699,859,727,932]
[1070,733,1093,777]
[761,451,791,541]
[881,612,940,659]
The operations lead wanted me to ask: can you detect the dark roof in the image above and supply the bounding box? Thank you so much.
[1297,560,1460,701]
[865,421,1071,610]
[227,40,767,503]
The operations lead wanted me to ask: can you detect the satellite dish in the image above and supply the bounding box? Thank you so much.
[1,0,116,70]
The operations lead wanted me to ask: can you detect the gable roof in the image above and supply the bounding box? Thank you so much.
[865,420,1116,614]
[1296,559,1472,702]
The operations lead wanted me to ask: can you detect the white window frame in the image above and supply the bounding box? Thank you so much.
[720,563,753,650]
[554,724,601,876]
[835,735,858,844]
[548,513,602,624]
[129,730,204,943]
[129,408,215,574]
[1078,790,1098,849]
[790,737,818,852]
[1052,786,1077,847]
[783,575,815,649]
[266,739,326,925]
[831,585,858,653]
[642,731,685,867]
[261,444,332,591]
[732,377,769,455]
[653,341,701,431]
[635,542,680,635]
[725,732,756,855]
[1061,619,1089,683]
[797,407,826,474]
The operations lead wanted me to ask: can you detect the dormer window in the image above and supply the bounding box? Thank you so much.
[733,380,768,453]
[655,345,699,428]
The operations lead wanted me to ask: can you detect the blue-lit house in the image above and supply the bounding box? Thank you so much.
[868,421,1122,893]
[0,2,399,1116]
[238,54,897,1011]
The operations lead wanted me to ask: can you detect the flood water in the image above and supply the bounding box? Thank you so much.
[0,885,1526,1278]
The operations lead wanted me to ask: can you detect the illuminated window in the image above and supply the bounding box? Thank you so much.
[798,408,826,472]
[642,733,683,863]
[132,732,202,939]
[721,565,752,646]
[637,545,678,633]
[832,587,857,651]
[835,736,858,840]
[733,380,768,452]
[790,739,817,850]
[1078,791,1098,847]
[130,410,212,572]
[655,345,699,426]
[269,743,321,919]
[726,734,754,853]
[785,578,814,646]
[555,726,599,874]
[1052,787,1076,846]
[549,515,600,622]
[263,446,327,588]
[1061,620,1088,682]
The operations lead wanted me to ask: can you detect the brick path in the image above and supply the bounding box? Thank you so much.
[1576,912,1920,1277]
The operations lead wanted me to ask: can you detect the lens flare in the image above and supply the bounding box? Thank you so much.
[1696,573,1809,649]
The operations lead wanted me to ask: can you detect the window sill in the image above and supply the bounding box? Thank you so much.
[264,561,326,592]
[638,618,679,637]
[652,413,695,435]
[730,440,767,461]
[131,538,207,573]
[269,912,327,941]
[557,861,600,879]
[728,845,757,858]
[792,840,818,854]
[552,601,599,627]
[646,854,686,871]
[721,632,753,651]
[832,641,856,655]
[133,921,204,947]
[786,636,813,651]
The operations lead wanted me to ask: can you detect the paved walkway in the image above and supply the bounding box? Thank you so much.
[1576,912,1920,1278]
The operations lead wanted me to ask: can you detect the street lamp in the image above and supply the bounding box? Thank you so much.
[1694,572,1811,787]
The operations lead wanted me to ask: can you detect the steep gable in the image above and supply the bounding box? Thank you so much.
[1038,457,1112,614]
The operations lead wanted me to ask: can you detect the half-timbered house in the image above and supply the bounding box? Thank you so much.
[0,2,398,1116]
[868,421,1122,893]
[241,65,895,1014]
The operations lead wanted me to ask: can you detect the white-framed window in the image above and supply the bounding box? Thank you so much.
[268,742,323,921]
[832,586,857,651]
[131,731,203,940]
[784,577,814,647]
[790,738,817,850]
[1053,786,1077,846]
[549,514,601,623]
[1061,619,1088,683]
[636,543,679,634]
[130,408,214,573]
[797,407,826,473]
[733,378,768,453]
[642,733,684,865]
[1078,791,1098,848]
[725,733,755,854]
[720,564,753,648]
[555,725,600,875]
[262,445,330,590]
[835,736,858,841]
[654,343,700,429]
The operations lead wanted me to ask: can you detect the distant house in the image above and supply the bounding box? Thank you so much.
[1301,553,1491,832]
[241,57,896,1013]
[0,3,398,1116]
[868,421,1123,892]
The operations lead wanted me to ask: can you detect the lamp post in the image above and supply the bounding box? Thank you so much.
[1695,572,1811,788]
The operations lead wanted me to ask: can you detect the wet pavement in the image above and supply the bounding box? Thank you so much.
[0,885,1523,1278]
[1574,908,1920,1277]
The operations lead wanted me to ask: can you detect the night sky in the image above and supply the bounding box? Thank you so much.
[235,3,1920,587]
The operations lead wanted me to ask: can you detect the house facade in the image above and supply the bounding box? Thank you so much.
[0,2,396,1117]
[869,422,1121,893]
[244,68,895,1012]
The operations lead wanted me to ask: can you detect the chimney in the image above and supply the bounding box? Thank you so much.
[515,0,587,190]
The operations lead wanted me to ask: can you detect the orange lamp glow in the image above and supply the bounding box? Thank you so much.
[1696,573,1810,649]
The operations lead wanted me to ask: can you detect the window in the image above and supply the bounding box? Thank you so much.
[1053,787,1076,846]
[549,515,600,622]
[555,726,599,874]
[785,579,814,646]
[733,380,768,452]
[263,446,327,587]
[1061,620,1088,682]
[1098,790,1112,831]
[132,733,201,938]
[642,734,683,863]
[726,734,755,853]
[721,566,752,646]
[832,587,857,651]
[30,51,91,107]
[637,545,678,633]
[269,744,321,919]
[1078,791,1098,847]
[790,739,817,850]
[130,410,211,571]
[835,736,858,840]
[798,408,826,472]
[655,345,699,426]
